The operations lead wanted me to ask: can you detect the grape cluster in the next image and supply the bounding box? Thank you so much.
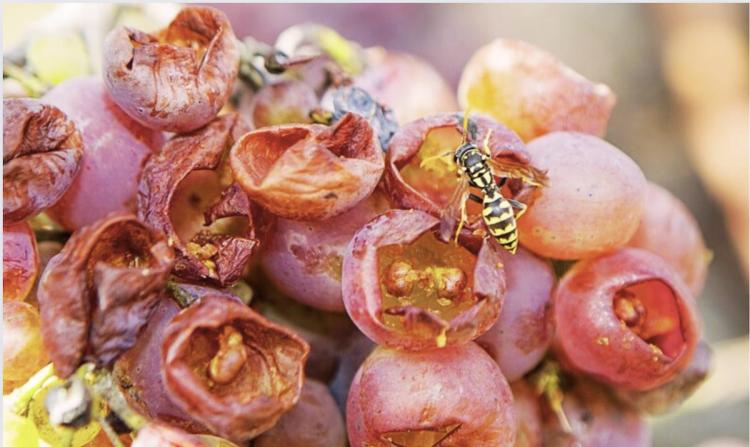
[3,5,713,447]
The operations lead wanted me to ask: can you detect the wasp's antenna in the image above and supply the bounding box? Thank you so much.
[462,109,471,144]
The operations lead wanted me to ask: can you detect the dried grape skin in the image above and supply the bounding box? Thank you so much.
[161,294,310,442]
[42,77,164,231]
[3,222,39,302]
[3,301,47,384]
[517,132,647,260]
[476,247,554,381]
[260,191,391,312]
[230,113,384,221]
[37,213,174,378]
[346,343,516,447]
[627,182,710,296]
[3,99,83,224]
[342,209,506,350]
[458,39,616,142]
[254,379,346,447]
[553,248,701,391]
[103,6,239,133]
[138,113,257,287]
[354,47,458,125]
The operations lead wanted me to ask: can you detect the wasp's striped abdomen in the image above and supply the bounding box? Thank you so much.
[482,187,519,253]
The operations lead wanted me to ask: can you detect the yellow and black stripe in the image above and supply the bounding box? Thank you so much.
[457,144,493,190]
[482,187,519,253]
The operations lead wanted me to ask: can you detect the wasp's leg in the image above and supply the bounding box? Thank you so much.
[508,199,528,219]
[454,196,469,243]
[419,151,453,169]
[496,177,507,188]
[480,129,494,158]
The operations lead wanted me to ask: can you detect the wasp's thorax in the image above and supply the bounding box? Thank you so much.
[455,143,494,191]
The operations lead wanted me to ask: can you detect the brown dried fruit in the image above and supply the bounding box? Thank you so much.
[37,213,174,378]
[138,113,258,287]
[3,98,83,224]
[384,113,534,250]
[103,6,240,132]
[161,294,310,442]
[230,113,384,221]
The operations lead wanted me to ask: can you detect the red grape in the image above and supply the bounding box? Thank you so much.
[627,181,710,296]
[553,248,701,390]
[517,132,647,259]
[42,77,164,231]
[254,379,346,447]
[3,301,47,385]
[243,80,318,128]
[3,222,39,302]
[476,247,554,381]
[512,380,543,447]
[347,343,516,447]
[261,191,390,312]
[458,39,616,142]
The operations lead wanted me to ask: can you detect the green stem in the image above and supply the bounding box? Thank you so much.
[5,363,55,415]
[90,369,146,433]
[166,281,197,309]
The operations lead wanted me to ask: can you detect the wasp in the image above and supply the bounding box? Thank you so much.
[421,113,548,254]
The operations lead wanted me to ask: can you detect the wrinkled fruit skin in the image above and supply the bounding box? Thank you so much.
[3,222,39,302]
[458,38,616,142]
[103,6,239,133]
[3,99,83,224]
[230,113,384,221]
[138,113,258,287]
[132,422,208,447]
[347,343,516,447]
[542,379,651,447]
[627,181,710,296]
[43,77,164,231]
[261,191,391,312]
[355,47,458,125]
[342,209,505,350]
[37,212,174,377]
[476,247,554,381]
[518,132,647,260]
[254,379,347,447]
[553,248,701,391]
[161,294,310,442]
[511,380,543,447]
[384,112,534,250]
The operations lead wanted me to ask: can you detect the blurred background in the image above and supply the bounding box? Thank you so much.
[4,3,749,446]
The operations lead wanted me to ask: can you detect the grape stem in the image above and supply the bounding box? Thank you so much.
[166,281,198,308]
[3,62,47,97]
[4,363,55,415]
[89,369,146,433]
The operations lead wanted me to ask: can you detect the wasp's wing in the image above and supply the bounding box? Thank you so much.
[488,158,549,187]
[438,176,471,242]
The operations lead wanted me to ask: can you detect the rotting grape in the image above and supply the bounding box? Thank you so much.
[42,77,164,231]
[161,294,309,442]
[627,181,710,296]
[347,343,516,447]
[517,132,647,260]
[254,379,347,447]
[342,209,505,350]
[242,80,318,128]
[38,213,175,378]
[230,113,384,221]
[553,248,701,391]
[355,47,458,125]
[476,247,554,381]
[103,6,240,133]
[3,98,83,224]
[138,113,258,287]
[458,38,616,142]
[3,301,47,386]
[3,222,39,302]
[261,190,391,312]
